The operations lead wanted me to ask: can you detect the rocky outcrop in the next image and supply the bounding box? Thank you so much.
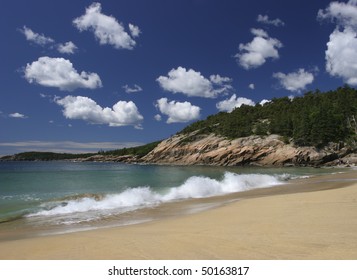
[140,132,356,167]
[6,132,355,167]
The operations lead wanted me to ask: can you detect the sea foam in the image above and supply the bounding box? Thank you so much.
[27,172,284,218]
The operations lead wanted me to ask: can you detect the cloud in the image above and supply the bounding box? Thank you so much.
[235,28,282,69]
[317,0,357,28]
[249,83,255,90]
[19,26,54,46]
[273,68,314,92]
[257,14,285,27]
[250,28,269,37]
[318,1,357,85]
[122,84,143,93]
[55,95,143,127]
[259,99,271,106]
[57,41,78,54]
[209,74,232,85]
[157,67,233,98]
[216,94,255,112]
[155,98,201,123]
[73,2,138,50]
[9,112,27,119]
[324,27,357,85]
[129,23,141,37]
[24,57,102,91]
[19,26,77,54]
[154,114,162,121]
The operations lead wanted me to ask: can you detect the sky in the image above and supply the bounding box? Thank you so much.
[1,0,357,155]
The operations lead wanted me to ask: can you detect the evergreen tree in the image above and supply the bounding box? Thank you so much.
[179,86,357,148]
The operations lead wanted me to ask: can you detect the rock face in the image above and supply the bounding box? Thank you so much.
[141,132,354,166]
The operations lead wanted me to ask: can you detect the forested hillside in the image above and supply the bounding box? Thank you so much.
[180,86,357,148]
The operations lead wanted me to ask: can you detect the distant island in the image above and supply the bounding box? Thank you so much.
[0,141,161,162]
[3,86,357,167]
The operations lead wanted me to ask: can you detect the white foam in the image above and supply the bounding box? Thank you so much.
[28,187,161,217]
[27,172,284,218]
[161,173,282,200]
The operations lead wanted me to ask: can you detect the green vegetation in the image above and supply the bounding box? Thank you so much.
[98,141,161,157]
[180,86,357,148]
[0,141,161,161]
[2,151,96,161]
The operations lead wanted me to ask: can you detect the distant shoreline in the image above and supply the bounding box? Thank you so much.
[2,137,357,169]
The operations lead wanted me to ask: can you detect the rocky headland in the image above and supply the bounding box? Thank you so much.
[140,132,356,167]
[70,131,357,167]
[3,132,357,167]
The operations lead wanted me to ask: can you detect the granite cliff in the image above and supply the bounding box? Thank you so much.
[2,132,356,166]
[140,132,356,167]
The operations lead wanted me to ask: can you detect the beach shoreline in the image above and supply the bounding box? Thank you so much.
[1,169,357,259]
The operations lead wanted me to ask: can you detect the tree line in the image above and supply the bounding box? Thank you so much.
[0,141,162,161]
[180,86,357,148]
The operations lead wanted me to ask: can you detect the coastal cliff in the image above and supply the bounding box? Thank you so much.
[2,132,356,167]
[140,132,356,167]
[138,86,357,167]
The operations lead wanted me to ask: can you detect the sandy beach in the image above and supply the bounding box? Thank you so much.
[1,170,357,260]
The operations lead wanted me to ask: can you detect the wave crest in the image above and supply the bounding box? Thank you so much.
[27,172,284,218]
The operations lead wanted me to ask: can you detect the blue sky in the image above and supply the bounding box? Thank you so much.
[0,0,356,155]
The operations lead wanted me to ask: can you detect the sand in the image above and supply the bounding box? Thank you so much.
[1,170,357,259]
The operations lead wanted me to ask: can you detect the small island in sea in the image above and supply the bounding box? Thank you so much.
[1,87,357,259]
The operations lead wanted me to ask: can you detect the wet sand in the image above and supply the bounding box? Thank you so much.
[1,170,357,259]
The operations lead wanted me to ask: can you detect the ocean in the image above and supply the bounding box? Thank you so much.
[0,161,344,240]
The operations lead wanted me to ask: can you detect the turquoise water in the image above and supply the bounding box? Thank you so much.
[0,161,343,238]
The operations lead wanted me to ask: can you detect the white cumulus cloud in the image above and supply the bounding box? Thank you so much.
[157,67,232,98]
[209,74,232,85]
[122,84,143,93]
[55,96,143,127]
[73,2,138,50]
[249,83,255,90]
[129,23,141,37]
[9,112,27,119]
[154,114,162,121]
[318,1,357,85]
[19,26,54,46]
[259,99,271,106]
[216,94,255,113]
[325,27,357,85]
[318,0,357,28]
[273,68,314,92]
[235,28,282,69]
[257,14,285,27]
[155,98,201,123]
[57,41,78,54]
[19,26,77,54]
[24,57,102,91]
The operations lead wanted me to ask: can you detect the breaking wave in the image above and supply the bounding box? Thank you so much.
[27,172,285,218]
